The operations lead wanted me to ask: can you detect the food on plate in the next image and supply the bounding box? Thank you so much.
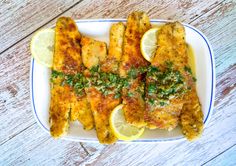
[81,36,107,69]
[31,11,204,143]
[81,34,122,144]
[119,11,151,128]
[110,104,145,141]
[101,22,125,73]
[119,11,151,77]
[144,22,203,139]
[49,17,94,138]
[30,28,55,67]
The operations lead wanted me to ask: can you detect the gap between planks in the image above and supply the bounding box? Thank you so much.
[0,0,84,55]
[201,144,236,166]
[0,122,36,146]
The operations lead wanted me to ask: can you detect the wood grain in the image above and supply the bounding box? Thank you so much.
[0,0,235,165]
[0,123,89,165]
[203,144,236,166]
[0,0,82,53]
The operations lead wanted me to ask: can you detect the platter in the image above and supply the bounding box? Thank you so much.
[30,19,215,142]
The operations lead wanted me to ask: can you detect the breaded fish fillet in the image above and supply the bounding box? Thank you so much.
[145,22,203,139]
[81,36,107,69]
[50,17,94,138]
[101,22,125,73]
[145,22,187,130]
[119,11,150,77]
[181,88,203,140]
[119,11,151,128]
[85,88,120,144]
[81,36,120,144]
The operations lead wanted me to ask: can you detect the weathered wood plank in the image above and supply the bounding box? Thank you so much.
[0,40,35,145]
[190,0,236,74]
[0,123,89,165]
[203,144,236,166]
[67,0,222,22]
[0,0,82,53]
[0,0,223,54]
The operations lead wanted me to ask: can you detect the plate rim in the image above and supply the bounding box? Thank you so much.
[30,19,215,143]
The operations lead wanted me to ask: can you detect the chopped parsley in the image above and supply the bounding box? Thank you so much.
[146,61,188,108]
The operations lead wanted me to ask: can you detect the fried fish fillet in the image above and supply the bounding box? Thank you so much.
[145,22,187,130]
[145,22,203,139]
[85,87,120,144]
[81,36,107,69]
[119,11,150,77]
[81,36,121,144]
[119,11,151,128]
[181,88,203,140]
[101,22,125,73]
[50,17,94,138]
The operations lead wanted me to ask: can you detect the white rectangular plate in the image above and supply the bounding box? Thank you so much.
[30,19,215,143]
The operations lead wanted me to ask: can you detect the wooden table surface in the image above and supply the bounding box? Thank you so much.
[0,0,236,165]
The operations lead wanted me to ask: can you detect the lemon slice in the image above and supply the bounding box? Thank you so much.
[140,28,159,62]
[110,104,145,141]
[30,29,55,67]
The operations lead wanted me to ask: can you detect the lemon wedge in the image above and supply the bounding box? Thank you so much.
[30,29,55,68]
[110,104,145,141]
[140,28,159,62]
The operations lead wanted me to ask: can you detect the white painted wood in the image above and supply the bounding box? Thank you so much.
[0,0,80,53]
[204,145,236,166]
[0,123,88,165]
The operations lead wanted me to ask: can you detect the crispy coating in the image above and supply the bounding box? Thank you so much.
[52,17,82,74]
[70,94,94,130]
[122,78,146,128]
[85,88,120,144]
[81,35,120,144]
[181,88,203,140]
[119,11,150,77]
[145,22,203,139]
[50,17,94,138]
[101,22,125,73]
[145,22,187,130]
[151,22,188,70]
[50,83,71,138]
[120,12,151,128]
[81,36,107,69]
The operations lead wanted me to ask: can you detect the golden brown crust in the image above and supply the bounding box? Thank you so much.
[50,17,94,138]
[122,77,147,127]
[119,11,151,77]
[70,93,94,130]
[145,22,204,139]
[81,36,107,69]
[81,34,121,144]
[50,82,72,138]
[180,88,203,140]
[85,87,119,144]
[101,22,125,73]
[145,22,186,130]
[53,17,83,74]
[119,12,150,128]
[152,22,188,71]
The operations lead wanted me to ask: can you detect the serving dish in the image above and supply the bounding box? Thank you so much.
[30,19,215,142]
